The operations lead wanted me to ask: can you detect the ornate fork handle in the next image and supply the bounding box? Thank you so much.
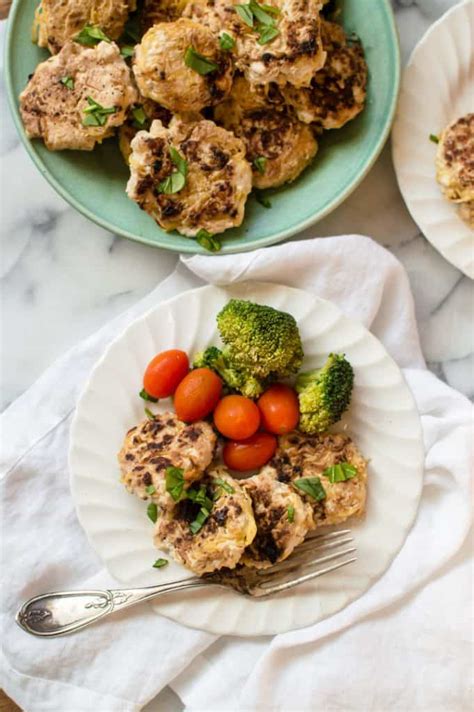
[16,578,208,637]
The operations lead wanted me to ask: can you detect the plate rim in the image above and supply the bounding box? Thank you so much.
[5,0,401,255]
[69,281,425,636]
[391,0,474,279]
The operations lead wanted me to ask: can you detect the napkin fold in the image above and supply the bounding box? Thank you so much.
[1,236,472,712]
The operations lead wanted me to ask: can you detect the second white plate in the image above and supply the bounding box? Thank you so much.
[70,283,424,636]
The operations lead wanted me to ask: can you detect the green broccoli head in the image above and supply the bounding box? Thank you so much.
[295,353,354,433]
[216,299,304,380]
[192,346,265,399]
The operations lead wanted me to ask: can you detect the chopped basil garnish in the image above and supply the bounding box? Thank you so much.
[153,558,168,568]
[219,32,235,51]
[294,477,326,501]
[147,502,158,523]
[75,25,111,46]
[60,76,74,90]
[169,146,188,176]
[214,478,235,494]
[253,156,267,174]
[82,96,117,127]
[235,4,254,26]
[139,388,158,402]
[255,190,272,208]
[166,466,185,501]
[429,134,439,144]
[190,506,211,534]
[144,407,156,419]
[146,484,157,495]
[184,46,218,75]
[132,106,148,128]
[287,505,295,523]
[186,484,213,512]
[120,45,135,58]
[323,462,357,484]
[257,24,280,44]
[195,229,222,252]
[250,0,277,25]
[157,146,188,194]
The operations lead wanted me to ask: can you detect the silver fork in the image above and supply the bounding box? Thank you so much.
[16,529,356,637]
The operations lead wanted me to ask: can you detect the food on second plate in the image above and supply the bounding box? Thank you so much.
[19,41,138,151]
[118,412,217,506]
[273,430,367,526]
[32,0,135,54]
[142,349,190,399]
[133,19,234,112]
[435,113,474,228]
[174,367,223,422]
[141,0,190,29]
[295,353,354,434]
[154,466,257,574]
[281,19,368,128]
[214,75,318,189]
[257,384,299,435]
[213,395,261,440]
[223,431,278,471]
[126,117,252,236]
[240,468,314,568]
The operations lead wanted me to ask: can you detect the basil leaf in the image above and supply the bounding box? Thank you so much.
[139,388,158,402]
[60,76,74,90]
[260,4,280,15]
[166,466,185,501]
[82,96,117,127]
[323,462,357,484]
[184,46,218,75]
[219,32,235,51]
[214,478,235,494]
[146,484,157,495]
[195,229,222,252]
[257,24,280,44]
[235,4,254,27]
[429,134,439,144]
[190,507,211,534]
[157,171,186,195]
[169,146,188,176]
[249,0,275,25]
[294,477,326,501]
[120,45,135,58]
[75,25,111,46]
[144,407,156,419]
[287,505,295,523]
[153,558,168,568]
[253,156,267,174]
[186,484,213,512]
[255,190,272,208]
[147,502,158,523]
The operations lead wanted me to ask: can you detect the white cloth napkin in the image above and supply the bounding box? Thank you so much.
[1,236,472,712]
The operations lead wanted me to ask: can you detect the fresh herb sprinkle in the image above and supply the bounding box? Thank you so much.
[147,502,158,523]
[195,229,222,252]
[219,32,235,51]
[165,466,185,502]
[184,47,218,75]
[60,76,74,90]
[294,477,326,501]
[152,558,168,568]
[74,25,111,46]
[323,462,357,484]
[139,388,158,402]
[287,505,295,523]
[429,134,439,144]
[253,156,267,174]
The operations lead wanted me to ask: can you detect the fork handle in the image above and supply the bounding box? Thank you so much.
[16,577,207,637]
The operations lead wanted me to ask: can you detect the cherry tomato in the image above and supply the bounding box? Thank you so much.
[174,368,223,422]
[214,395,261,440]
[258,384,300,435]
[143,350,189,399]
[223,432,277,472]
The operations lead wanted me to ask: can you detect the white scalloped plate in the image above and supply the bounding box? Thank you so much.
[70,283,424,636]
[392,0,474,279]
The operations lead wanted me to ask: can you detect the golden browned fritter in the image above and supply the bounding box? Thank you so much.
[240,468,314,569]
[184,0,326,87]
[282,20,367,128]
[436,113,474,204]
[33,0,135,54]
[126,117,252,236]
[119,97,173,164]
[141,0,190,29]
[272,431,368,527]
[118,412,217,509]
[154,466,257,575]
[133,19,233,113]
[214,75,318,188]
[19,41,138,151]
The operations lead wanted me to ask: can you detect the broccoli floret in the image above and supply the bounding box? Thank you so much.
[193,346,265,399]
[295,353,354,433]
[216,299,304,381]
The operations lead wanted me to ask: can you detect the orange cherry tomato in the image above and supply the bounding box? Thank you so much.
[214,395,261,440]
[258,383,300,435]
[174,368,223,422]
[223,432,277,472]
[143,349,189,399]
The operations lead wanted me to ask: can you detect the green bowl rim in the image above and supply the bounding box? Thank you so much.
[4,0,401,255]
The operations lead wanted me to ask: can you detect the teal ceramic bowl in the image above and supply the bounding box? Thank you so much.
[5,0,400,254]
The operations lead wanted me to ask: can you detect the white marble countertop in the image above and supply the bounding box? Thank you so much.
[1,0,472,420]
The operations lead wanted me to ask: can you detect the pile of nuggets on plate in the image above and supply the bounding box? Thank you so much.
[20,0,368,242]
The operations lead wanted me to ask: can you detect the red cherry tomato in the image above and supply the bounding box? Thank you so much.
[174,368,223,422]
[223,432,277,472]
[214,395,261,440]
[143,350,189,399]
[258,384,300,435]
